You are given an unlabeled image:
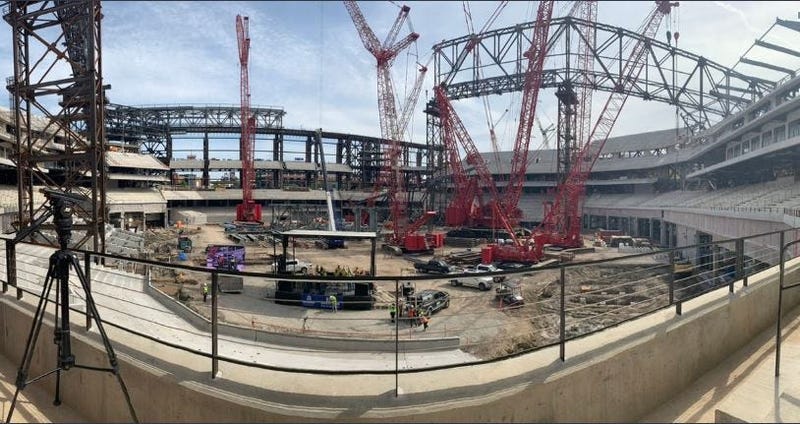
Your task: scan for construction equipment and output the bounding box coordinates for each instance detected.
[315,128,345,249]
[536,0,679,249]
[440,0,676,264]
[498,0,555,224]
[344,1,439,253]
[436,0,555,263]
[235,14,261,223]
[177,235,192,253]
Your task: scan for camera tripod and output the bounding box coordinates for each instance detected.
[6,192,138,422]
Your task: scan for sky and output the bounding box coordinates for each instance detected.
[1,1,799,156]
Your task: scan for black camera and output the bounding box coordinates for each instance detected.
[41,188,88,249]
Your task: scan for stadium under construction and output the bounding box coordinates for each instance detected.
[1,1,800,422]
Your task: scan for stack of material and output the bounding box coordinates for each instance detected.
[446,249,482,265]
[444,237,483,248]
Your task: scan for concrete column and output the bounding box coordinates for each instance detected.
[142,212,147,231]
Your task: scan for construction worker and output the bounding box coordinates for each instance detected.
[421,313,430,331]
[329,294,337,312]
[389,302,397,323]
[202,283,209,303]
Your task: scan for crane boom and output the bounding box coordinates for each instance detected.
[538,1,678,248]
[345,1,434,252]
[235,14,260,223]
[397,55,432,140]
[435,86,519,246]
[501,0,555,222]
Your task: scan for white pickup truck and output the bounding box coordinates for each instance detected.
[449,269,495,291]
[464,263,506,283]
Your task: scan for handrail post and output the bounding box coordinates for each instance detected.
[395,278,399,397]
[776,230,786,376]
[212,271,219,379]
[668,250,675,305]
[4,239,13,294]
[736,238,746,287]
[560,265,566,362]
[85,251,92,330]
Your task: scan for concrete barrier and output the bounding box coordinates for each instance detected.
[0,259,797,422]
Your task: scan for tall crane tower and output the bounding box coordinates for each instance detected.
[235,14,261,223]
[345,1,438,253]
[538,0,679,248]
[499,0,555,225]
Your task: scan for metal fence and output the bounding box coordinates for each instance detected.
[0,228,797,391]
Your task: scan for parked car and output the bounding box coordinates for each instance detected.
[464,263,506,282]
[449,274,495,291]
[500,293,524,308]
[407,289,450,316]
[496,261,534,270]
[413,259,456,274]
[496,280,524,308]
[270,258,313,274]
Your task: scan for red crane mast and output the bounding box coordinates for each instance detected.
[538,1,678,248]
[500,0,555,224]
[235,14,261,223]
[441,0,509,228]
[345,1,437,252]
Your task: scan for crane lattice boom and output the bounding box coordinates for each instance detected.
[501,0,555,223]
[345,1,435,251]
[235,14,261,223]
[538,0,678,248]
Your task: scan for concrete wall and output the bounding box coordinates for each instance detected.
[1,260,798,422]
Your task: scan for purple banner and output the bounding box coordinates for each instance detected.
[206,245,246,272]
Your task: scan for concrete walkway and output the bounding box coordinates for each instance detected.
[642,300,800,423]
[0,244,476,373]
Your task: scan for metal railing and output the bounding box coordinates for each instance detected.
[1,228,797,396]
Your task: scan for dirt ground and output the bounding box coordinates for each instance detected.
[148,224,668,359]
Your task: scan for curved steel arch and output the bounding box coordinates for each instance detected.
[433,16,776,131]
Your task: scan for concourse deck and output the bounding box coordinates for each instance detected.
[643,301,800,423]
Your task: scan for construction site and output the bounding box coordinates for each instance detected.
[1,0,800,422]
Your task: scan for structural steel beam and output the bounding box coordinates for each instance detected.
[754,39,800,58]
[776,18,800,34]
[5,0,107,251]
[740,57,796,78]
[105,104,439,192]
[433,16,776,131]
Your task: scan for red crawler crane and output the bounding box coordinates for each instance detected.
[441,0,510,228]
[440,1,677,264]
[440,0,553,233]
[537,0,679,249]
[499,0,555,225]
[345,1,438,253]
[235,14,261,223]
